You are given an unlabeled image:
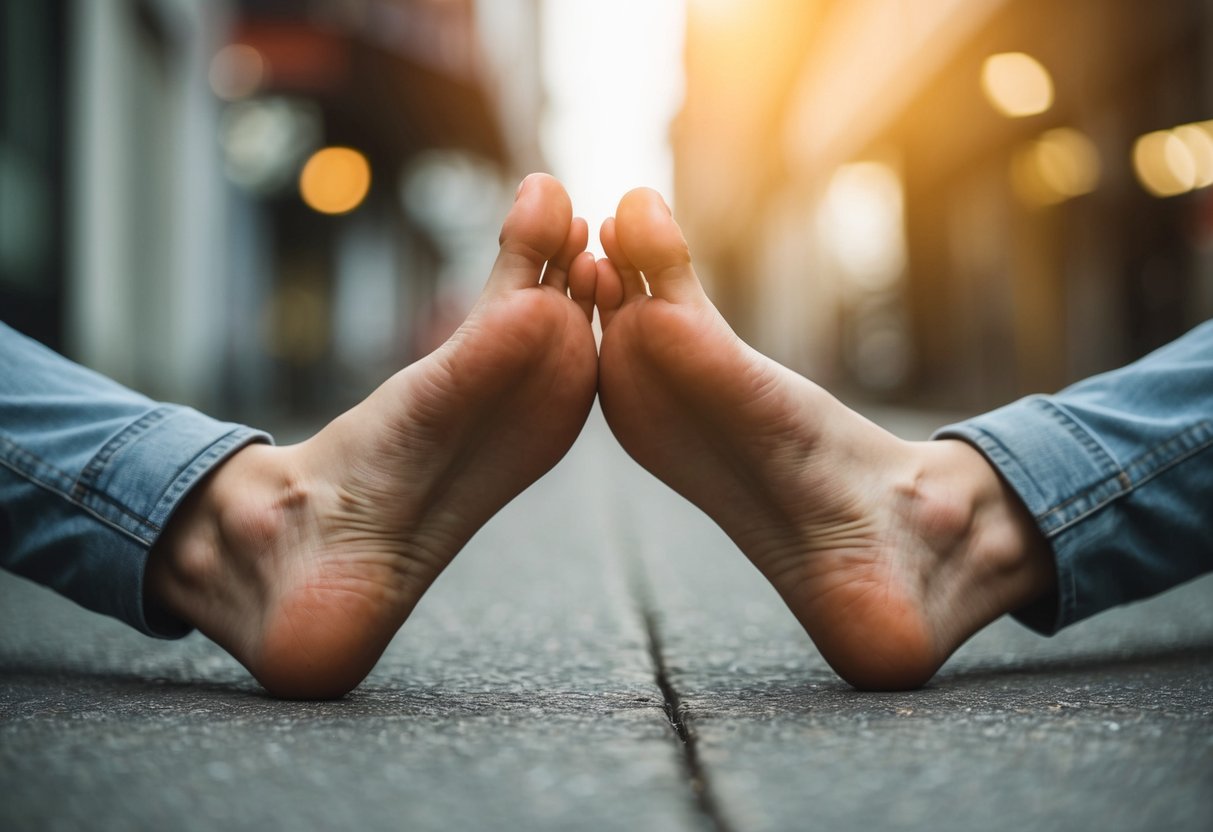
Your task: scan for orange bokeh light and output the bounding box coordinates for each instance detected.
[299,147,371,215]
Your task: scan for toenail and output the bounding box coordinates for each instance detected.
[515,175,533,201]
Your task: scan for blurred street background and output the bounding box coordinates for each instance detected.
[3,3,1213,831]
[4,0,1213,423]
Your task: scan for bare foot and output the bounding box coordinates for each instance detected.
[595,188,1056,690]
[146,174,600,698]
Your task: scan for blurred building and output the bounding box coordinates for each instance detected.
[676,0,1213,410]
[1,0,543,423]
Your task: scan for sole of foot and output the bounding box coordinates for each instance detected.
[595,188,1055,690]
[148,174,601,698]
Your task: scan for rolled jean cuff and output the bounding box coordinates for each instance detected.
[936,400,1111,635]
[102,411,272,637]
[935,394,1213,635]
[0,405,270,638]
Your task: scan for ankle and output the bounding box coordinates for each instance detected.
[145,443,303,633]
[914,440,1057,623]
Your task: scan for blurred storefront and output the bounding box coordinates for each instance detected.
[676,0,1213,410]
[1,0,542,423]
[7,0,1212,420]
[1,2,69,358]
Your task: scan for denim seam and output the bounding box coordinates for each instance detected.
[78,405,172,488]
[0,449,157,548]
[147,429,259,528]
[1,424,163,536]
[1035,398,1123,480]
[1121,419,1213,487]
[1045,419,1213,630]
[1045,419,1213,537]
[0,434,77,498]
[1048,400,1123,478]
[75,406,174,529]
[0,422,264,550]
[962,430,1048,515]
[1027,399,1125,533]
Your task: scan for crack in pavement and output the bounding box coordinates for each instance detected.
[641,606,737,832]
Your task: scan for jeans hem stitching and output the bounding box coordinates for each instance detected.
[1045,420,1213,538]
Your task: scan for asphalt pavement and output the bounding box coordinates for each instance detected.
[2,407,1211,831]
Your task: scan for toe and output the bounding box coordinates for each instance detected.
[594,258,625,329]
[600,218,648,299]
[568,251,598,322]
[490,173,573,291]
[613,188,705,304]
[541,217,589,293]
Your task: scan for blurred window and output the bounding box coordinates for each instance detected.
[0,0,66,348]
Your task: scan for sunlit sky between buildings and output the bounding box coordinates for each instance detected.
[539,0,685,255]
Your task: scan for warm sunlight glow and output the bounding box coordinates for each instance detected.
[819,161,906,291]
[299,147,372,215]
[981,52,1054,118]
[541,0,685,254]
[1133,130,1198,198]
[688,0,749,28]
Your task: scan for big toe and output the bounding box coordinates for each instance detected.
[613,188,704,303]
[492,173,574,289]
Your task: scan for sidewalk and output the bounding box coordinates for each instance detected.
[2,407,1211,831]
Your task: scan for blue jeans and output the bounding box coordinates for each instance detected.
[0,324,269,636]
[936,319,1213,633]
[2,320,1211,639]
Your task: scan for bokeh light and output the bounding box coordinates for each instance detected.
[818,161,906,292]
[981,52,1054,118]
[299,147,372,215]
[220,98,321,194]
[1011,127,1101,206]
[1133,129,1198,197]
[209,44,266,101]
[1172,122,1213,189]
